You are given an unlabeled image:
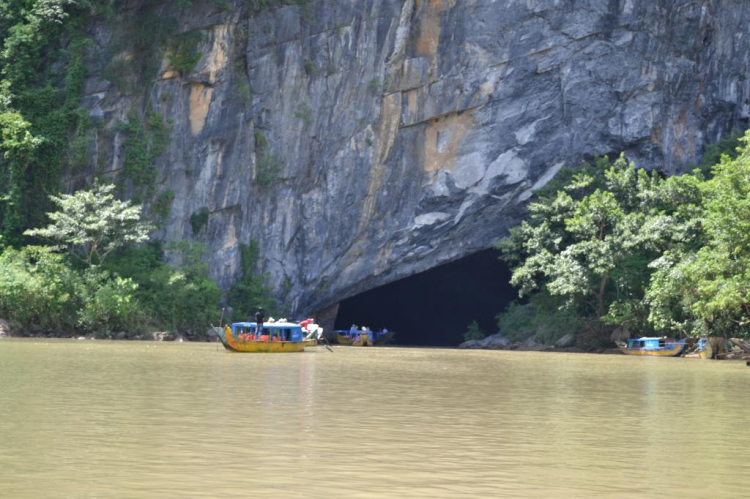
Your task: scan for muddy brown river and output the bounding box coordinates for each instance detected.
[1,339,748,498]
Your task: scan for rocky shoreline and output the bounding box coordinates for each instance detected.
[457,332,621,354]
[0,319,219,343]
[459,332,750,360]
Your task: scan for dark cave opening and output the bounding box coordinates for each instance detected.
[334,249,517,347]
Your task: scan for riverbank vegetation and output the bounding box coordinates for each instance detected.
[0,184,221,338]
[0,1,278,339]
[496,132,750,347]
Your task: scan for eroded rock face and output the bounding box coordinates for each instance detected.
[76,0,750,316]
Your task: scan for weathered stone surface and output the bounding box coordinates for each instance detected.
[0,319,10,338]
[483,333,511,349]
[611,326,631,344]
[459,333,510,349]
[74,0,750,318]
[151,331,181,341]
[458,339,482,349]
[555,334,575,348]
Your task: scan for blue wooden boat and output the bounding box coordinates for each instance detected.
[617,337,687,357]
[334,329,394,346]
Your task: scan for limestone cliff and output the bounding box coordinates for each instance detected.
[74,0,750,316]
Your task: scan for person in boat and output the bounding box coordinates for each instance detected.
[255,307,265,338]
[349,324,357,338]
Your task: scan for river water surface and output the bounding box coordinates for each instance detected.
[1,339,748,498]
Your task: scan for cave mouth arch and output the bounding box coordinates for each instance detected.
[334,249,516,347]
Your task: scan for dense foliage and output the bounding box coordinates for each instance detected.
[25,183,153,265]
[463,320,485,342]
[0,2,281,338]
[227,241,278,321]
[497,132,750,345]
[0,185,278,339]
[0,0,94,244]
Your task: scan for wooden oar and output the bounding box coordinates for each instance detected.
[319,335,333,352]
[210,323,220,351]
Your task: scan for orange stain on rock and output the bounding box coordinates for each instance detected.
[189,83,213,136]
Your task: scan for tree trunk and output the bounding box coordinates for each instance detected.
[597,272,609,327]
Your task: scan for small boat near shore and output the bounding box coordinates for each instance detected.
[618,337,687,357]
[335,329,394,346]
[217,322,307,353]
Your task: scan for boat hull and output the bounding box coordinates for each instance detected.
[373,331,394,345]
[352,335,373,347]
[337,331,391,346]
[302,339,318,347]
[618,340,686,357]
[219,326,306,353]
[336,333,353,345]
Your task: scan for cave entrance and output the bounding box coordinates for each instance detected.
[334,249,516,347]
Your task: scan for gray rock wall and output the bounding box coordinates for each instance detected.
[77,0,750,316]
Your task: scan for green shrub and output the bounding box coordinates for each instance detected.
[190,207,210,235]
[105,242,221,336]
[228,242,278,321]
[304,58,317,75]
[369,77,382,93]
[294,103,314,125]
[152,189,175,222]
[168,31,204,74]
[0,246,81,334]
[0,247,145,337]
[496,293,580,344]
[118,109,170,200]
[463,320,485,342]
[695,130,743,175]
[253,130,282,188]
[78,270,143,337]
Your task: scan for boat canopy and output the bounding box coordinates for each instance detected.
[626,337,671,350]
[231,322,304,342]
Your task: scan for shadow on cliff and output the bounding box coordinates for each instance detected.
[334,249,516,347]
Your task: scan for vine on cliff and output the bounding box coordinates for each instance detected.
[0,1,94,246]
[117,109,170,202]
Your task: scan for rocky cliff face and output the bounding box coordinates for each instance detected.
[76,0,750,316]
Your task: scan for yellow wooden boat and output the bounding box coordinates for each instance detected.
[218,322,306,353]
[352,334,373,346]
[618,337,687,357]
[336,332,354,345]
[336,331,373,346]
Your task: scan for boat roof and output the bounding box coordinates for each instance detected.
[232,321,301,329]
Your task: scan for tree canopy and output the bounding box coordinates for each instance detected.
[25,182,153,266]
[497,132,750,345]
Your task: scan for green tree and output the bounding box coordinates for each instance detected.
[464,320,485,342]
[77,269,143,336]
[0,245,82,332]
[228,241,278,320]
[104,241,222,336]
[25,183,153,266]
[0,1,93,244]
[647,134,750,338]
[496,155,672,344]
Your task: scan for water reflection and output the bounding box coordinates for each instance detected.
[0,340,748,498]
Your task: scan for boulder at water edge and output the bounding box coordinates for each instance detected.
[0,319,10,337]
